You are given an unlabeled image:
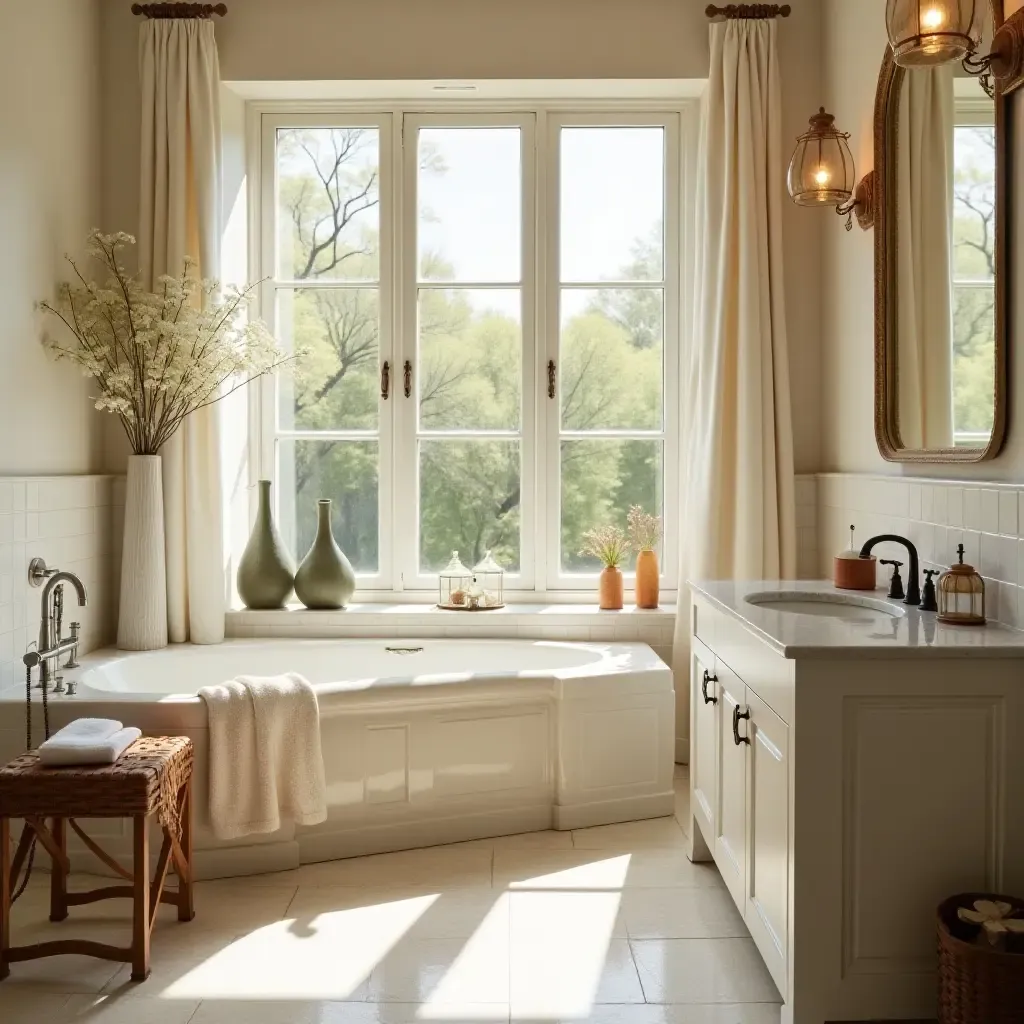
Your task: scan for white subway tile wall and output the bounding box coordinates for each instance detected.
[0,476,123,689]
[816,473,1024,630]
[795,474,818,579]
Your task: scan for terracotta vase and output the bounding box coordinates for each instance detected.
[599,566,624,611]
[635,549,660,609]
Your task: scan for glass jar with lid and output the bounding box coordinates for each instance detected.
[438,551,474,610]
[937,544,986,626]
[471,550,505,610]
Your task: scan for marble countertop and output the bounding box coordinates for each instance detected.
[689,579,1024,659]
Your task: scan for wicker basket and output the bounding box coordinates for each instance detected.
[937,893,1024,1024]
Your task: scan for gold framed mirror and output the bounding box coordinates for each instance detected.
[874,0,1008,463]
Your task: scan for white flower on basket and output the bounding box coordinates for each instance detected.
[957,899,1024,946]
[39,231,287,455]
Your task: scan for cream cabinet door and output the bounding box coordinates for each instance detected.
[745,687,789,998]
[691,640,718,842]
[714,662,747,909]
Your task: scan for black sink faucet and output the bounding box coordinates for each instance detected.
[859,535,921,606]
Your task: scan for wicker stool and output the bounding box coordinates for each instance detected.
[0,736,194,983]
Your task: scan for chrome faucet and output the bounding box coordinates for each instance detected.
[859,535,921,607]
[28,558,87,688]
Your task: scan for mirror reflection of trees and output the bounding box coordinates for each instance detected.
[952,125,996,444]
[275,127,662,575]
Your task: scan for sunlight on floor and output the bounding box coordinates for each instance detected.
[0,769,782,1024]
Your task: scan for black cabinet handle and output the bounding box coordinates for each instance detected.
[381,360,390,400]
[701,670,718,705]
[732,704,751,746]
[547,360,556,399]
[403,360,413,398]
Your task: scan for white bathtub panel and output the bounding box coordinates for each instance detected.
[431,710,550,799]
[364,724,410,805]
[581,707,662,791]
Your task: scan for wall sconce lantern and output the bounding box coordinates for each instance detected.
[885,0,1024,98]
[787,108,874,232]
[886,0,979,68]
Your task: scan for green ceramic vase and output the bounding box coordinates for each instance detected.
[236,480,295,610]
[294,499,356,610]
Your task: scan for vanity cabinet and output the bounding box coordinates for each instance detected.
[714,662,749,909]
[744,688,789,990]
[689,640,717,843]
[690,634,790,995]
[688,584,1024,1024]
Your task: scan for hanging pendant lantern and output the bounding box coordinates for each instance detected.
[886,0,979,68]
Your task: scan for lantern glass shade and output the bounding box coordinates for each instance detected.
[886,0,979,67]
[787,109,856,208]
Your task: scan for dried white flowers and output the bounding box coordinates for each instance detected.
[39,231,285,455]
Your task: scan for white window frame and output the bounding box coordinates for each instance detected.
[543,112,681,592]
[398,112,538,591]
[951,92,996,449]
[249,97,693,601]
[257,111,395,591]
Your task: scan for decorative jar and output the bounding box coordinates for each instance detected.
[438,551,474,610]
[937,544,986,625]
[471,550,505,610]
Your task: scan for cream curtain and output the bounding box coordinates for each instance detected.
[896,66,955,450]
[139,19,225,644]
[672,18,796,758]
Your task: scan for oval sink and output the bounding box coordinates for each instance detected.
[744,590,906,623]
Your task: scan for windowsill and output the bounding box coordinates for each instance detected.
[226,601,678,640]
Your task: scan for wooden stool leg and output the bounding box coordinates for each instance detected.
[178,777,194,922]
[1,817,10,981]
[131,815,150,982]
[49,817,68,922]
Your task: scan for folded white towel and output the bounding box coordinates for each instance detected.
[39,726,142,767]
[199,673,327,840]
[50,718,123,742]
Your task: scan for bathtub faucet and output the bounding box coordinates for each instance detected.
[29,558,87,689]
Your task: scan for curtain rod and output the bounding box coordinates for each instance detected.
[705,4,792,18]
[131,3,227,17]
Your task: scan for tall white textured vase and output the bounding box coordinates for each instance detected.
[118,455,169,650]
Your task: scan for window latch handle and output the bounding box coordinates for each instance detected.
[381,360,390,400]
[404,360,413,398]
[547,360,556,400]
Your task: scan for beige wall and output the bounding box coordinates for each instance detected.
[821,0,1024,480]
[99,0,825,474]
[0,0,105,475]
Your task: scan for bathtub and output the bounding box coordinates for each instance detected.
[0,639,675,879]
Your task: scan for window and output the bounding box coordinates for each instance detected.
[257,105,683,597]
[951,98,996,447]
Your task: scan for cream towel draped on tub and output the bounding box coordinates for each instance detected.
[199,674,327,840]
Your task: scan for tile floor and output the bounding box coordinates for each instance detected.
[0,768,782,1023]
